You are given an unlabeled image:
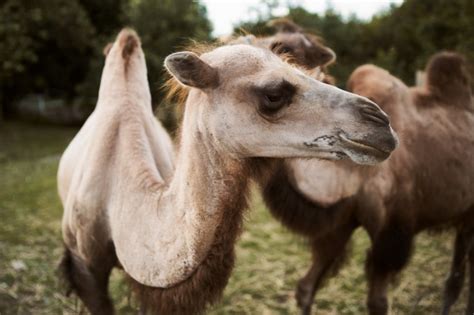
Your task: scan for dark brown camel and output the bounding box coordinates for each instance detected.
[258,52,474,315]
[231,20,474,314]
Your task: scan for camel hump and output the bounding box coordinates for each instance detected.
[347,64,407,109]
[96,28,150,109]
[425,51,471,98]
[103,28,141,61]
[116,28,140,60]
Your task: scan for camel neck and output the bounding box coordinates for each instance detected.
[170,108,247,220]
[110,91,251,288]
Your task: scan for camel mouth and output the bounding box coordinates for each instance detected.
[339,133,391,164]
[303,132,391,164]
[340,133,391,154]
[303,137,348,161]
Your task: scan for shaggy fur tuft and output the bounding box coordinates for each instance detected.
[261,161,355,238]
[162,41,220,108]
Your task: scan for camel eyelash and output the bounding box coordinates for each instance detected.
[252,80,297,115]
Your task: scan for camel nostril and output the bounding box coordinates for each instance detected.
[380,131,398,153]
[357,100,390,126]
[362,110,390,126]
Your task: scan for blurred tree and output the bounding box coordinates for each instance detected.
[2,0,471,123]
[80,0,130,37]
[369,0,474,84]
[0,0,95,118]
[234,0,474,87]
[74,0,130,110]
[0,0,211,125]
[129,0,212,130]
[234,6,373,87]
[235,0,287,35]
[287,7,373,86]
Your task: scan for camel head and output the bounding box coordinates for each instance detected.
[227,18,336,70]
[267,18,336,69]
[165,44,397,165]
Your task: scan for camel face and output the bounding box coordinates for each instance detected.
[165,44,397,164]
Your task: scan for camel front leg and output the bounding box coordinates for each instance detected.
[365,222,413,315]
[296,224,355,315]
[366,271,391,315]
[465,232,474,315]
[59,249,115,315]
[442,229,471,315]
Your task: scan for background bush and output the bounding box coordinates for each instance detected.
[237,0,474,88]
[0,0,211,126]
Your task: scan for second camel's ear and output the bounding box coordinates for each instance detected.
[164,52,219,89]
[318,46,336,66]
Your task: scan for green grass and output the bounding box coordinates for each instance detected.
[0,121,467,314]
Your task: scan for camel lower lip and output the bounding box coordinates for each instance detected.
[339,134,390,157]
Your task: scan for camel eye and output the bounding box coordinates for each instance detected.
[271,42,293,55]
[277,46,292,54]
[261,93,286,113]
[266,94,283,103]
[254,80,297,116]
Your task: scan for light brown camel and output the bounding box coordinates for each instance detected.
[259,52,474,315]
[57,29,397,314]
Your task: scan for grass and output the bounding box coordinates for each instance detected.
[0,121,467,314]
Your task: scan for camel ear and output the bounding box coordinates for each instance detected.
[320,47,336,66]
[103,43,113,56]
[303,34,337,67]
[165,52,219,89]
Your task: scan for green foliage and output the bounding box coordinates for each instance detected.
[0,0,212,123]
[130,0,211,78]
[2,0,472,123]
[128,0,212,130]
[0,0,96,109]
[288,8,374,86]
[73,0,130,106]
[368,0,474,84]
